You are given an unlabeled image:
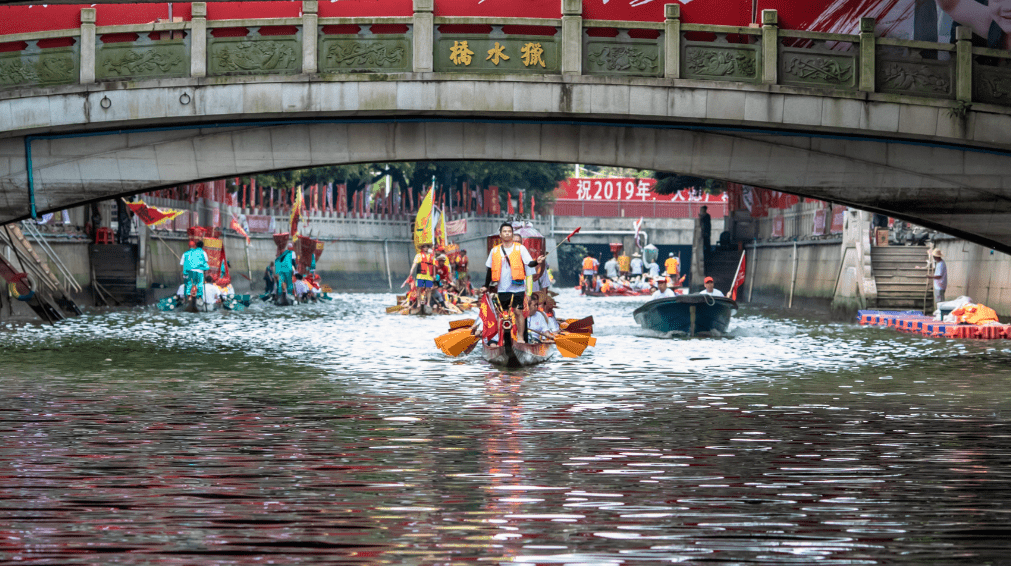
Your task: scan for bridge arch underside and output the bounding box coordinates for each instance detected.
[2,81,1011,252]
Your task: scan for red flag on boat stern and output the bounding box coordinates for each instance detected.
[730,251,746,301]
[479,294,500,342]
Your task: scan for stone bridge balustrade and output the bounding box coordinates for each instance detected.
[3,0,1010,108]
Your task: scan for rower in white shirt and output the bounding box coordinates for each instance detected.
[699,276,725,297]
[651,277,676,299]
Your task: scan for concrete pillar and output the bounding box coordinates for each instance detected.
[859,17,875,93]
[955,25,972,102]
[561,0,582,76]
[191,2,207,78]
[80,8,96,84]
[413,0,434,73]
[302,1,318,74]
[761,9,777,85]
[664,4,680,79]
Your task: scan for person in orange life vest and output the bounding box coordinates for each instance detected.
[480,223,545,343]
[664,252,680,280]
[581,252,600,293]
[435,253,452,286]
[455,249,469,283]
[404,242,436,307]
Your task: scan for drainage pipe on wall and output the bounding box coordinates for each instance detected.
[748,239,757,303]
[383,239,392,290]
[788,241,798,309]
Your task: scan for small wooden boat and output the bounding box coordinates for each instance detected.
[632,294,737,336]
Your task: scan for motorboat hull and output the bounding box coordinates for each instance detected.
[632,294,737,336]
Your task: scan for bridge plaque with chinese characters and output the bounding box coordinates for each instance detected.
[434,36,559,74]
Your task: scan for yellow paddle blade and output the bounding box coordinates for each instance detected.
[552,332,597,358]
[449,318,475,330]
[386,305,405,314]
[554,336,586,357]
[435,329,479,357]
[397,295,407,302]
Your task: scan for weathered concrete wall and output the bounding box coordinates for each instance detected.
[745,241,842,311]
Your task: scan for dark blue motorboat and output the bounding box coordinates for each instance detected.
[632,294,738,336]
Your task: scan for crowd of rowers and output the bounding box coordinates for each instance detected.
[262,242,324,304]
[403,223,559,344]
[400,244,476,314]
[580,250,725,299]
[176,238,237,307]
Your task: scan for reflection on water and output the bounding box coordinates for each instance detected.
[2,290,1010,564]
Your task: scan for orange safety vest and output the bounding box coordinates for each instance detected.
[952,304,999,325]
[491,245,525,283]
[665,257,679,274]
[417,252,435,280]
[582,257,596,271]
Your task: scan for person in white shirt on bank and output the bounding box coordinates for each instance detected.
[651,277,676,299]
[604,254,619,280]
[699,276,724,297]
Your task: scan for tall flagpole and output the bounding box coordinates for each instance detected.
[727,248,746,297]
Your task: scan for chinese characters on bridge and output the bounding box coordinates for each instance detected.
[451,41,547,68]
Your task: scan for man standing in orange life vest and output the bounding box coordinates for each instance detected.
[581,252,600,293]
[405,242,436,310]
[480,223,545,343]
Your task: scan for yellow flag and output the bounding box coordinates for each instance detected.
[289,186,304,240]
[436,208,447,249]
[414,189,435,250]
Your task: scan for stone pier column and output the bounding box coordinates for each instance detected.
[955,25,972,102]
[664,4,680,79]
[302,1,318,74]
[761,10,778,85]
[191,3,207,78]
[859,17,875,92]
[413,0,434,73]
[561,0,582,76]
[80,8,96,84]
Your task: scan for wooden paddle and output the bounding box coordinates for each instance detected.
[449,318,475,330]
[386,305,405,314]
[554,332,597,357]
[435,328,479,357]
[561,316,594,334]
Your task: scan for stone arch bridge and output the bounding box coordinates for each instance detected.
[2,2,1011,251]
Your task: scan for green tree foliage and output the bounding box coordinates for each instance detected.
[556,243,589,287]
[651,171,725,195]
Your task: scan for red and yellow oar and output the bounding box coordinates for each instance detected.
[435,328,480,357]
[554,332,597,358]
[448,318,475,330]
[560,316,594,334]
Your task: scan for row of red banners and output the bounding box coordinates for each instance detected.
[554,178,728,203]
[150,180,517,220]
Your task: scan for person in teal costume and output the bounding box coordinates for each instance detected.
[182,240,209,298]
[274,242,296,296]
